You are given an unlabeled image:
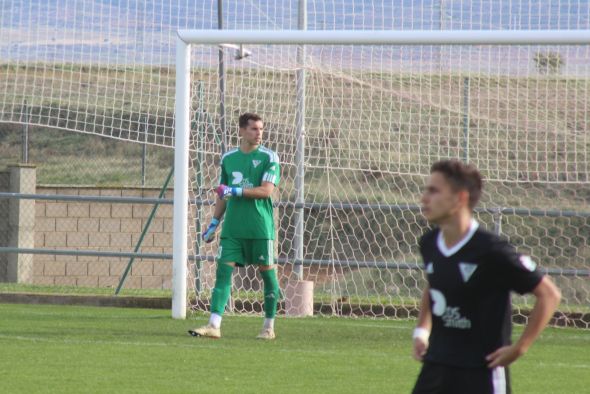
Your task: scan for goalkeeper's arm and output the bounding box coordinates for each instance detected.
[202,196,226,243]
[217,181,275,200]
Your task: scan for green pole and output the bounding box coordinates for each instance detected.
[115,166,174,295]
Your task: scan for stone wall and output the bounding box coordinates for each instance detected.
[32,186,174,289]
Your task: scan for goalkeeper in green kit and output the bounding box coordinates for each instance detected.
[189,113,281,340]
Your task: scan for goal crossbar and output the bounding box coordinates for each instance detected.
[178,29,590,45]
[172,29,590,319]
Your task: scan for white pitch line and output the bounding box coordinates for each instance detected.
[0,334,409,359]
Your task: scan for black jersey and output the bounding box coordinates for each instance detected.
[419,220,543,368]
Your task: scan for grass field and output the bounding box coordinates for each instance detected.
[0,303,588,394]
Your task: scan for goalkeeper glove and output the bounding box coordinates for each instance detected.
[216,184,243,200]
[202,217,220,243]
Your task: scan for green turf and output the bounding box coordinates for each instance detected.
[0,304,587,394]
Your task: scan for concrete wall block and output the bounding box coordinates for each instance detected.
[110,233,132,248]
[98,255,122,263]
[34,253,55,263]
[122,189,143,197]
[157,204,173,218]
[66,232,89,247]
[132,233,153,247]
[146,218,164,233]
[35,201,46,217]
[67,203,90,218]
[99,218,120,232]
[77,255,99,263]
[57,254,77,263]
[163,218,173,233]
[56,188,79,196]
[109,261,127,276]
[88,233,109,247]
[33,261,44,276]
[77,188,99,196]
[45,232,67,247]
[34,232,45,247]
[99,189,122,197]
[121,218,142,233]
[76,276,99,287]
[56,218,78,232]
[131,261,153,276]
[142,276,163,289]
[45,203,68,218]
[153,261,172,276]
[98,276,119,288]
[33,276,55,285]
[153,233,171,248]
[44,261,66,276]
[54,276,77,286]
[132,204,150,219]
[66,261,88,276]
[90,204,111,218]
[123,276,142,289]
[88,261,109,276]
[111,204,132,218]
[141,246,165,254]
[35,217,55,232]
[78,218,99,232]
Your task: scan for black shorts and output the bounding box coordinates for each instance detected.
[412,361,511,394]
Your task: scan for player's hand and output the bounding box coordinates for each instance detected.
[216,184,243,200]
[202,218,220,243]
[413,337,428,362]
[486,344,524,368]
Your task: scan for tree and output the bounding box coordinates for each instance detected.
[533,52,564,75]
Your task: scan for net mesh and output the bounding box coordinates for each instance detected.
[186,42,590,326]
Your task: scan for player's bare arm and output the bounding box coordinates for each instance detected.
[413,285,432,361]
[241,181,275,199]
[486,276,561,368]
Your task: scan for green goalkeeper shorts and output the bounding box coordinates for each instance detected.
[217,238,275,266]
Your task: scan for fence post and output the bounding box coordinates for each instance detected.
[6,164,36,283]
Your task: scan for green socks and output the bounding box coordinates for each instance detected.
[210,263,234,315]
[260,268,280,319]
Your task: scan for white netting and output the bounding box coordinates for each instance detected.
[185,41,589,326]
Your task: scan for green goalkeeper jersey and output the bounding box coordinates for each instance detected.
[219,146,280,240]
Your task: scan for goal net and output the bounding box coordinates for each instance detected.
[176,30,590,327]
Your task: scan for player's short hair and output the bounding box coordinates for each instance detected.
[239,113,263,128]
[431,159,483,209]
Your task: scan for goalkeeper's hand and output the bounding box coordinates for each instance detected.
[202,218,220,243]
[216,184,243,200]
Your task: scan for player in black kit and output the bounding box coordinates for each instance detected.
[411,159,561,394]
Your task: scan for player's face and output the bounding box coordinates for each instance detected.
[420,171,461,225]
[240,119,264,147]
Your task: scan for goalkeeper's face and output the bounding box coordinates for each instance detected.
[421,172,466,225]
[240,119,264,147]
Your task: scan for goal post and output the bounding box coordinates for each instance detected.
[173,29,590,323]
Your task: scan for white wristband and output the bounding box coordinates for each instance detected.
[413,327,430,341]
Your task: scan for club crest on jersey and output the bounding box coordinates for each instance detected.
[520,255,537,272]
[425,262,434,274]
[458,262,477,282]
[252,160,261,168]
